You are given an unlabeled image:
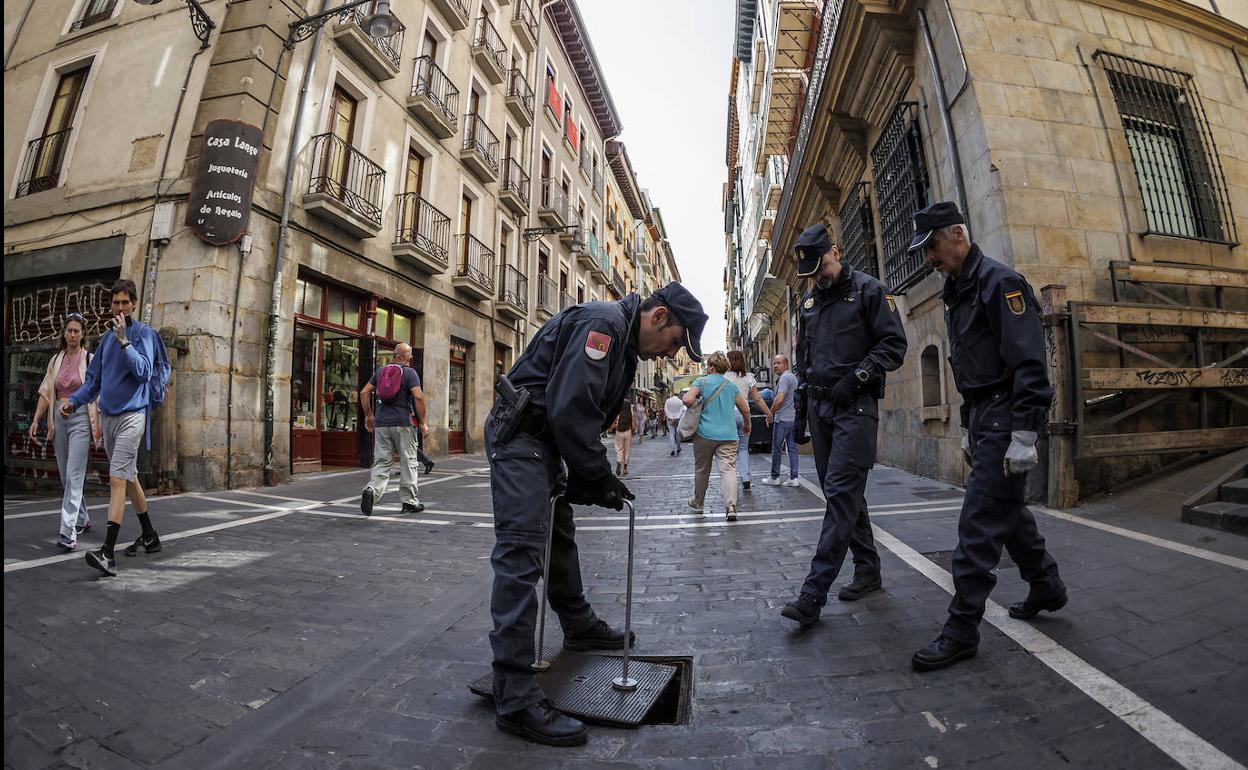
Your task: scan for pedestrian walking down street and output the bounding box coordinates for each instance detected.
[781,223,907,627]
[908,203,1067,672]
[360,343,428,516]
[63,279,170,578]
[664,392,685,456]
[634,400,647,443]
[486,282,707,746]
[683,352,752,521]
[725,350,772,492]
[647,405,660,438]
[613,399,634,476]
[413,419,435,475]
[762,355,801,487]
[30,313,101,550]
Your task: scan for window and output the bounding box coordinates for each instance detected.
[871,101,930,293]
[17,66,88,197]
[70,0,117,31]
[295,276,361,332]
[921,344,941,407]
[1096,51,1237,245]
[294,278,324,317]
[839,181,878,278]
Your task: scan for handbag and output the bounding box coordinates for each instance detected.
[677,378,731,442]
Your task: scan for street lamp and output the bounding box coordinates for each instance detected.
[285,0,395,49]
[132,0,216,49]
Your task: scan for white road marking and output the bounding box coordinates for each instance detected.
[3,489,195,520]
[232,491,319,505]
[1036,506,1248,572]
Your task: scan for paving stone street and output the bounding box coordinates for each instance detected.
[5,436,1248,769]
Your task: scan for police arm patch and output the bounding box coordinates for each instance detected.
[1005,290,1026,316]
[885,294,897,313]
[585,330,611,360]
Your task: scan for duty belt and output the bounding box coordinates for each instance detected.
[807,384,838,402]
[516,409,552,441]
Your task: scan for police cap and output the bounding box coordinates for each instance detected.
[907,201,965,253]
[650,282,708,362]
[794,223,831,277]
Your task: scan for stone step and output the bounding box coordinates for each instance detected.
[1219,477,1248,504]
[1183,501,1248,536]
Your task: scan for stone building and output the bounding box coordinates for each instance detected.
[730,0,1247,501]
[4,0,682,491]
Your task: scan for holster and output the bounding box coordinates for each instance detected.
[492,374,531,445]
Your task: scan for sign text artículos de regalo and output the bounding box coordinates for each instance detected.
[186,119,262,246]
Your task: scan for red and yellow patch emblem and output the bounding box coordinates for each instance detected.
[885,294,897,313]
[585,330,612,361]
[1005,290,1026,316]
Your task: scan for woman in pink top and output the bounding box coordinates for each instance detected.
[30,314,101,550]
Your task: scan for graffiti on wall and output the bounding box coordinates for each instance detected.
[8,280,114,344]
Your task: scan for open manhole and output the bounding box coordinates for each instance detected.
[469,651,693,727]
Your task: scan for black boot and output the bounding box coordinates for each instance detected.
[1008,589,1068,619]
[837,573,882,601]
[780,593,821,626]
[360,488,375,516]
[496,699,587,746]
[562,619,636,651]
[912,636,978,672]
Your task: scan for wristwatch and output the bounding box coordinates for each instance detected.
[854,368,871,383]
[121,341,131,349]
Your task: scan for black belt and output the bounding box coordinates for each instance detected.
[964,387,1005,405]
[807,384,837,402]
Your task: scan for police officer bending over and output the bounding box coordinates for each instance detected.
[487,283,707,746]
[781,223,907,627]
[909,202,1067,672]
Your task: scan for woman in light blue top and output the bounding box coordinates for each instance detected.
[682,352,752,521]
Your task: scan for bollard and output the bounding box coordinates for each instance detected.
[530,493,560,672]
[612,499,638,692]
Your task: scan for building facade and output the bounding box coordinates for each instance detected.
[732,0,1248,501]
[4,0,682,491]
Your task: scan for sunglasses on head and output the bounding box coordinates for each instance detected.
[64,313,86,322]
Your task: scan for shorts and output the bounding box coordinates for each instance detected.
[102,410,145,482]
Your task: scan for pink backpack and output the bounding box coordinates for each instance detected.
[376,364,404,403]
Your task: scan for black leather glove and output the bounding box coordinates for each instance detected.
[830,372,860,405]
[566,473,634,510]
[793,384,810,445]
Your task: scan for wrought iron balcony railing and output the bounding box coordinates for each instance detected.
[411,56,459,126]
[506,68,535,113]
[512,0,538,43]
[537,273,559,315]
[395,192,451,264]
[338,4,404,68]
[16,128,73,197]
[540,177,569,216]
[593,166,604,199]
[71,0,116,31]
[498,264,529,311]
[471,17,506,74]
[457,233,496,291]
[502,159,530,205]
[307,132,385,225]
[462,112,500,175]
[560,291,575,311]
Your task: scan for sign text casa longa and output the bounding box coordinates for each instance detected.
[186,120,262,246]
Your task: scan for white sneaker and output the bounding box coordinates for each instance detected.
[726,505,737,522]
[687,498,704,513]
[782,477,802,488]
[761,477,782,486]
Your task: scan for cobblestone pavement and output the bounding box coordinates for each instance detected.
[5,437,1248,769]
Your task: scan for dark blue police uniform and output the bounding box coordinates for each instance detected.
[485,295,640,715]
[940,243,1065,644]
[793,263,907,606]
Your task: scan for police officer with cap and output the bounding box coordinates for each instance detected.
[909,202,1067,672]
[780,223,907,627]
[486,282,707,745]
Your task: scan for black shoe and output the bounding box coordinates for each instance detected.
[837,573,882,601]
[361,488,375,516]
[1008,590,1068,620]
[85,548,117,577]
[401,503,425,514]
[562,619,636,651]
[124,533,162,557]
[423,461,435,474]
[743,480,751,491]
[75,522,92,535]
[496,699,587,746]
[781,593,821,626]
[670,450,675,456]
[912,636,978,671]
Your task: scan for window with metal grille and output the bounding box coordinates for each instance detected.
[871,102,930,293]
[1095,51,1237,246]
[839,181,878,278]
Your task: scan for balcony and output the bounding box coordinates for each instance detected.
[578,143,591,182]
[544,79,562,130]
[589,234,610,282]
[407,56,458,139]
[610,269,627,298]
[563,119,579,158]
[592,166,604,203]
[428,0,468,31]
[453,234,496,300]
[459,113,500,182]
[575,229,596,270]
[559,208,582,242]
[303,133,384,238]
[471,17,506,84]
[15,128,73,197]
[505,68,534,127]
[496,264,528,320]
[70,0,116,32]
[560,291,575,311]
[392,193,451,274]
[538,178,568,227]
[499,159,530,217]
[331,5,403,81]
[534,274,557,320]
[512,1,537,52]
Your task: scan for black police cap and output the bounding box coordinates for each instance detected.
[907,201,966,252]
[650,282,708,362]
[794,223,830,277]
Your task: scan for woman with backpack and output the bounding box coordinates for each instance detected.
[30,313,101,551]
[682,351,752,521]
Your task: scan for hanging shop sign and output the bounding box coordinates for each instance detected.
[185,119,262,246]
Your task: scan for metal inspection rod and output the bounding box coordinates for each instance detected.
[531,493,560,672]
[613,499,638,692]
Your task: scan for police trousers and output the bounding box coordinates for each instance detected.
[801,394,882,604]
[943,393,1064,644]
[485,415,599,715]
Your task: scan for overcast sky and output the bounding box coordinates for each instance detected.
[577,0,734,350]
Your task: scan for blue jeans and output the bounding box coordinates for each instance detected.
[734,411,749,483]
[771,420,798,480]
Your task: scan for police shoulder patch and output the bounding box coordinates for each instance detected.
[1005,290,1026,317]
[585,330,611,360]
[803,297,815,310]
[885,294,897,313]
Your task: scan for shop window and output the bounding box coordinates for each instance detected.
[295,278,324,318]
[391,311,412,343]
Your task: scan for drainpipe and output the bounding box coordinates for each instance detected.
[262,0,330,485]
[918,8,968,218]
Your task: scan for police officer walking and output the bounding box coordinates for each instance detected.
[781,223,907,627]
[909,202,1067,672]
[486,283,707,746]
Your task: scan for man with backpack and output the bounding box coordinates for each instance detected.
[62,278,171,577]
[359,343,427,516]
